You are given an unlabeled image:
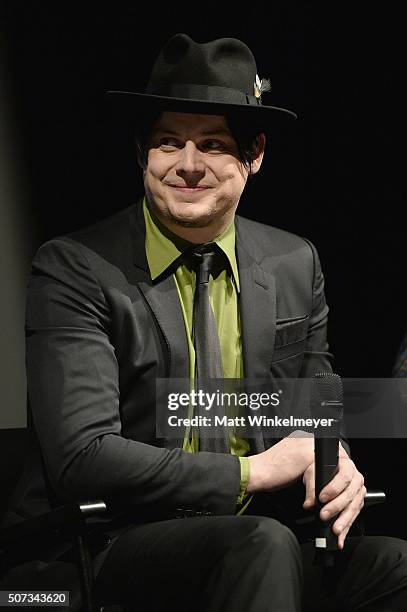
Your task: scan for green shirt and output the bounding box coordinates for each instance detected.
[143,197,252,513]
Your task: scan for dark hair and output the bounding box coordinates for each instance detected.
[226,111,265,177]
[135,109,264,176]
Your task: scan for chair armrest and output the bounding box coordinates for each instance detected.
[364,490,386,507]
[0,501,107,612]
[0,500,106,548]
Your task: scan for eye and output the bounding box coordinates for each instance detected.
[202,139,225,151]
[158,137,181,150]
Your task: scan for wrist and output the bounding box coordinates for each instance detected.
[246,455,263,494]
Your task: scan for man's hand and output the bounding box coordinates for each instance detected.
[302,442,366,549]
[247,435,366,550]
[246,430,316,494]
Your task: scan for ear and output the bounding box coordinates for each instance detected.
[136,140,147,171]
[249,133,266,175]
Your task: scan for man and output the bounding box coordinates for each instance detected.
[4,33,407,611]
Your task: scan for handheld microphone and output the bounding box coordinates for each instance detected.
[312,372,344,567]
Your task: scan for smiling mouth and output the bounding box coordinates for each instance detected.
[167,184,211,192]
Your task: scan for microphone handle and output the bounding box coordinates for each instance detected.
[314,436,339,566]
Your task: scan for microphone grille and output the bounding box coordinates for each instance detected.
[312,372,343,418]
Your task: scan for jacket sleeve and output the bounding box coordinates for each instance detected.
[25,237,241,516]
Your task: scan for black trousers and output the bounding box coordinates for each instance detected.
[93,515,407,612]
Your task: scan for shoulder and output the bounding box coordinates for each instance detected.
[235,213,319,268]
[32,203,139,270]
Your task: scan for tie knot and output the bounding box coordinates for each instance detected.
[188,243,225,284]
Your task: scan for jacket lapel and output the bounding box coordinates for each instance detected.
[138,274,190,380]
[130,201,189,380]
[235,216,277,380]
[130,202,189,449]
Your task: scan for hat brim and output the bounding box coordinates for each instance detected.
[105,90,297,130]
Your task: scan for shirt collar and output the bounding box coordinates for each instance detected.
[143,196,240,292]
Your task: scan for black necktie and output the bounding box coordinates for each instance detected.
[191,244,224,380]
[188,243,229,453]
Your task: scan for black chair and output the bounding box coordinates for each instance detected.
[0,499,107,612]
[0,429,114,612]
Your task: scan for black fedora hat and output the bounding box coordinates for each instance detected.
[106,33,297,128]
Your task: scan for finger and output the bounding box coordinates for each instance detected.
[338,524,351,549]
[319,457,359,504]
[320,479,365,522]
[323,485,366,542]
[339,441,350,458]
[303,463,316,508]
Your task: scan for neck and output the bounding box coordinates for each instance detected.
[158,222,230,244]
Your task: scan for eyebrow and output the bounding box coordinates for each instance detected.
[201,129,232,137]
[152,128,232,138]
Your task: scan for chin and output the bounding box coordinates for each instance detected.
[168,201,218,228]
[173,218,213,228]
[169,211,216,228]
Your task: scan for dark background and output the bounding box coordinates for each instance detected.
[1,4,406,535]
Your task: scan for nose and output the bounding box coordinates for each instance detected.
[175,140,205,180]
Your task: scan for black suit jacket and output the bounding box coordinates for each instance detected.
[4,200,334,532]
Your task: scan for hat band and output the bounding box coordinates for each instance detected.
[146,82,262,106]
